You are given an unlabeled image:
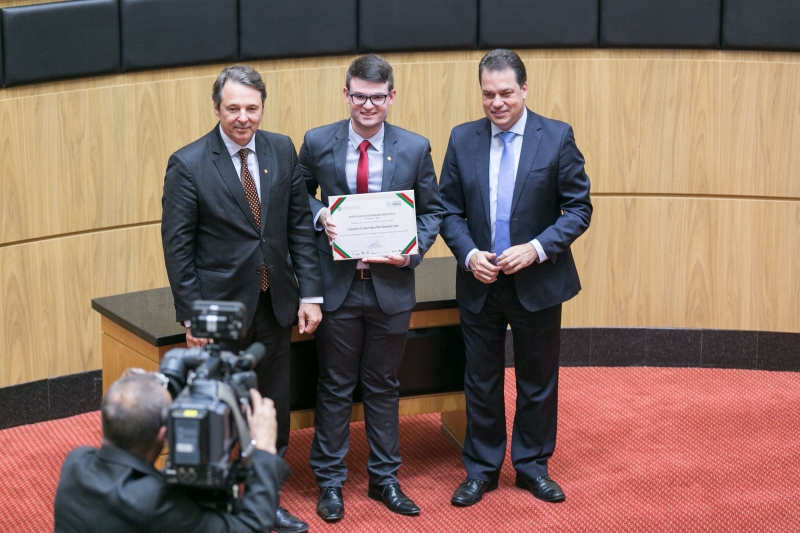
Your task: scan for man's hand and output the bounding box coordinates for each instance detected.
[185,327,211,348]
[361,255,407,266]
[496,243,538,274]
[297,303,322,334]
[318,207,338,245]
[246,389,278,455]
[468,251,501,284]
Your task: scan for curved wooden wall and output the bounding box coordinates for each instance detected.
[1,49,799,387]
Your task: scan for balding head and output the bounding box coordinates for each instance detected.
[101,374,171,456]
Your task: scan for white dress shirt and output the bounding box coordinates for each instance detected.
[465,111,547,269]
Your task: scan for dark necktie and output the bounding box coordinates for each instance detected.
[239,148,269,291]
[356,140,371,194]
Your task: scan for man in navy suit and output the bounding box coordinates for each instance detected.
[299,54,443,522]
[439,49,592,507]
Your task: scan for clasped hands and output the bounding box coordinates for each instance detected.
[468,243,539,284]
[319,207,406,266]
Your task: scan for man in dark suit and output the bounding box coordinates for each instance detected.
[54,373,288,533]
[439,49,592,507]
[299,54,443,522]
[161,65,322,533]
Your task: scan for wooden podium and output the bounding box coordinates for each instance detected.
[93,257,468,448]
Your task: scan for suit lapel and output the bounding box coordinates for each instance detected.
[472,120,492,230]
[211,127,260,233]
[255,131,272,231]
[381,124,398,191]
[511,110,543,216]
[331,121,351,194]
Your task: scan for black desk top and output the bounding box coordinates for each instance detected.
[92,256,458,347]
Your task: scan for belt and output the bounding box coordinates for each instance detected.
[354,269,372,280]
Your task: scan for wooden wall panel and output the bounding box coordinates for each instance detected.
[0,0,58,7]
[720,61,800,198]
[1,49,800,387]
[563,197,800,333]
[0,224,168,387]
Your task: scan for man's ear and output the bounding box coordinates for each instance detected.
[157,425,168,445]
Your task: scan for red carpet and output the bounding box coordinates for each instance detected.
[2,367,800,532]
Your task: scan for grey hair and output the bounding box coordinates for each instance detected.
[478,49,527,87]
[212,64,267,107]
[101,374,170,454]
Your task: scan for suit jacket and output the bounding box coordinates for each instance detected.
[54,445,289,533]
[439,109,592,314]
[162,126,323,329]
[299,120,443,315]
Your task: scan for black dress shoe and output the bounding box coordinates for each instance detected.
[450,478,498,507]
[367,483,420,515]
[273,506,309,533]
[515,474,566,503]
[316,486,344,522]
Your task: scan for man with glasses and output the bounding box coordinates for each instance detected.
[299,54,443,522]
[54,372,288,532]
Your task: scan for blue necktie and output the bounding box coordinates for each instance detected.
[495,131,516,258]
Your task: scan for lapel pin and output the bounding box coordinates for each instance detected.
[387,157,392,161]
[264,169,268,174]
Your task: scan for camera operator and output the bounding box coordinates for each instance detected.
[54,372,288,532]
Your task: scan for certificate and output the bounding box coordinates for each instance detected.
[328,190,418,260]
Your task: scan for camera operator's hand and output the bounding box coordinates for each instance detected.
[297,303,322,334]
[185,327,212,348]
[246,389,278,455]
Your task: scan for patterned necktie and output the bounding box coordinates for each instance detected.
[239,148,269,291]
[356,140,371,194]
[495,131,516,258]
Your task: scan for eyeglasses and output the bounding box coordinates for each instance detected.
[347,91,389,106]
[122,367,170,390]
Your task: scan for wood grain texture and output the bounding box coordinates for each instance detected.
[2,50,800,387]
[102,333,159,392]
[563,197,800,332]
[440,409,467,447]
[0,0,59,7]
[1,224,168,387]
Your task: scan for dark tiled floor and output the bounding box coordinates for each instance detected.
[758,332,800,372]
[646,329,701,367]
[591,328,647,366]
[48,370,102,420]
[702,330,758,369]
[560,328,592,366]
[0,379,50,430]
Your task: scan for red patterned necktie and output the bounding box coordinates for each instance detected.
[239,148,269,291]
[356,140,371,194]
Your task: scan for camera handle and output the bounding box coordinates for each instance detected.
[215,381,256,470]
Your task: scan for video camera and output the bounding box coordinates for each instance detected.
[158,301,264,510]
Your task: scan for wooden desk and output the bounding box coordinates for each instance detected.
[93,257,467,447]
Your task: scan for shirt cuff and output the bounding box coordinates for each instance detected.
[301,296,324,304]
[397,256,411,268]
[464,248,479,270]
[313,207,326,231]
[183,320,191,328]
[530,239,547,263]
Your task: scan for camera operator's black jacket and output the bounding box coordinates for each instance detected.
[54,444,289,533]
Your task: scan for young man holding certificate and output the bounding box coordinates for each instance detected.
[299,54,443,522]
